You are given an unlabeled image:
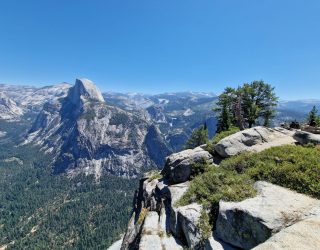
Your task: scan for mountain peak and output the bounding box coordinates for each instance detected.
[69,78,105,104]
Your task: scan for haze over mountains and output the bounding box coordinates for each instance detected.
[0,79,319,179]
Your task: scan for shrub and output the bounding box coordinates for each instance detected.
[176,166,256,228]
[190,158,211,179]
[198,208,212,241]
[220,145,320,199]
[148,171,162,182]
[177,144,320,231]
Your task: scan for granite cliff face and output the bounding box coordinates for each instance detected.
[25,79,171,179]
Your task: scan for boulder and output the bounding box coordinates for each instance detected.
[253,217,320,250]
[216,181,320,249]
[205,233,236,250]
[168,182,190,205]
[215,127,296,158]
[168,182,190,236]
[142,178,159,210]
[293,130,320,145]
[177,203,203,249]
[162,146,214,184]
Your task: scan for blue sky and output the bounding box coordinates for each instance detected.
[0,0,319,99]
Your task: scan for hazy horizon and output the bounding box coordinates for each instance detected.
[2,79,320,102]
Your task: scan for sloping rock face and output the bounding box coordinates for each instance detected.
[120,170,235,250]
[215,127,297,158]
[161,146,214,184]
[253,217,320,250]
[216,181,320,249]
[119,144,237,250]
[120,171,209,249]
[204,233,236,250]
[177,203,203,249]
[293,130,320,145]
[0,92,23,120]
[69,78,104,105]
[120,175,187,250]
[25,79,171,178]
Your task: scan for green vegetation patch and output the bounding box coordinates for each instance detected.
[176,166,256,230]
[177,144,320,234]
[148,171,162,182]
[221,145,320,199]
[0,142,138,249]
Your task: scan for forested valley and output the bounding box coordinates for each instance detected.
[0,116,137,249]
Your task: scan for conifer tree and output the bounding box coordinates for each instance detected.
[308,106,318,126]
[215,81,278,130]
[185,124,208,149]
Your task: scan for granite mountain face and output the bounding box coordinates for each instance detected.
[25,79,170,179]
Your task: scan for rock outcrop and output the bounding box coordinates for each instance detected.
[293,130,320,145]
[216,181,320,249]
[116,126,320,250]
[177,203,203,248]
[161,146,214,184]
[215,127,297,158]
[120,146,230,250]
[253,217,320,250]
[69,78,105,105]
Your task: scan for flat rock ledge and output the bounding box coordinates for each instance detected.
[216,181,320,249]
[293,130,320,145]
[215,126,297,158]
[253,216,320,250]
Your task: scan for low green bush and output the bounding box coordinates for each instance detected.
[177,144,320,233]
[148,171,162,182]
[221,145,320,199]
[176,166,256,231]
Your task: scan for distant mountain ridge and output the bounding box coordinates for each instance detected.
[2,80,319,178]
[0,83,71,117]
